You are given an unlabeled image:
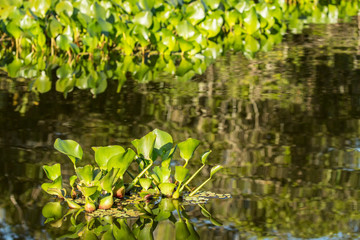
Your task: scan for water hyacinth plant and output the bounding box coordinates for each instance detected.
[41,129,224,212]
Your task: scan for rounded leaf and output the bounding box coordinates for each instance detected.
[42,202,63,220]
[133,11,153,28]
[43,163,61,181]
[54,138,83,164]
[93,145,125,170]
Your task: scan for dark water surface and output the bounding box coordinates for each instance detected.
[2,19,360,239]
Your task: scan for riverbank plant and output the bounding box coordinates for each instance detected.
[41,129,224,212]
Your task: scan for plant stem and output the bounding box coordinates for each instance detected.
[179,165,205,193]
[126,159,153,192]
[188,177,211,197]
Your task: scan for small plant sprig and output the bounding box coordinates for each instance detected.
[41,129,224,212]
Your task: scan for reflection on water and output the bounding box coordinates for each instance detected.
[2,18,360,239]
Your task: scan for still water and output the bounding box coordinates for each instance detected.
[2,18,360,239]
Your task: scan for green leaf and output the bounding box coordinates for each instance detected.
[153,129,173,152]
[6,58,22,78]
[177,138,200,163]
[41,176,63,195]
[113,219,136,240]
[199,12,223,38]
[139,178,152,190]
[43,163,61,181]
[132,132,156,160]
[6,21,22,39]
[55,1,73,16]
[32,71,51,93]
[244,35,260,53]
[30,0,51,18]
[42,202,63,220]
[138,0,155,10]
[133,11,153,29]
[210,165,223,178]
[158,183,176,197]
[175,166,189,183]
[94,2,106,20]
[203,0,220,11]
[178,38,193,53]
[80,185,98,198]
[54,138,83,165]
[152,166,171,183]
[243,7,260,35]
[201,150,212,165]
[75,165,94,186]
[70,175,77,187]
[49,18,63,38]
[101,168,118,193]
[107,148,136,177]
[93,145,125,170]
[56,34,71,51]
[56,63,72,79]
[186,1,205,25]
[176,20,196,40]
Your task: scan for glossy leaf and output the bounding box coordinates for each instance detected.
[177,138,200,162]
[201,150,212,165]
[54,138,83,165]
[158,182,176,197]
[42,202,63,220]
[243,7,260,35]
[176,20,196,40]
[55,1,73,16]
[93,145,125,170]
[153,129,173,152]
[186,1,205,25]
[43,163,61,181]
[132,132,156,160]
[139,178,152,190]
[75,165,94,186]
[41,176,63,194]
[175,166,189,183]
[133,11,153,28]
[210,165,223,178]
[107,148,136,177]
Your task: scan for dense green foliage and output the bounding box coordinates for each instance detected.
[0,1,358,100]
[42,129,224,212]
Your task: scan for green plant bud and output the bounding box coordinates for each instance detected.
[85,202,96,212]
[114,185,125,198]
[99,195,114,209]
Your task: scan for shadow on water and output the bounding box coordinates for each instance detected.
[2,16,360,240]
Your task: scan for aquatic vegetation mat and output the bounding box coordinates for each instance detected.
[41,129,229,213]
